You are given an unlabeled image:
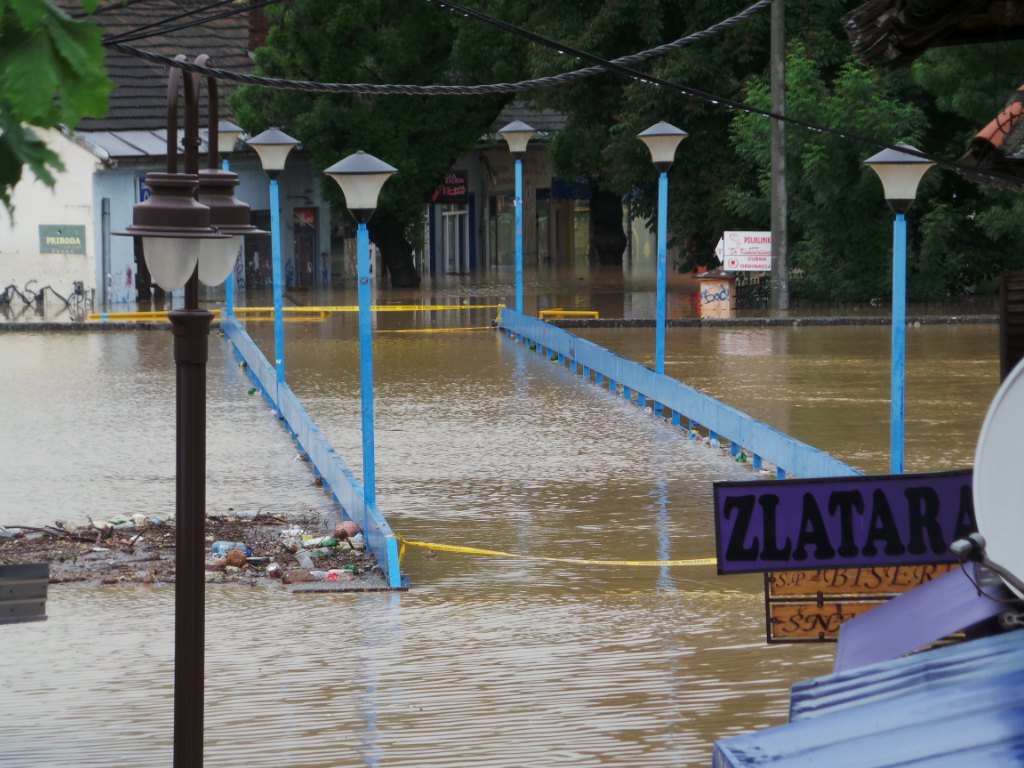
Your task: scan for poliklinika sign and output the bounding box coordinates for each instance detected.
[720,231,771,271]
[713,469,975,574]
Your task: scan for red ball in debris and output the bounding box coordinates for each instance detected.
[334,520,362,539]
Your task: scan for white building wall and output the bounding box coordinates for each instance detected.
[0,128,103,300]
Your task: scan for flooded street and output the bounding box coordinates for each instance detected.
[0,267,1000,767]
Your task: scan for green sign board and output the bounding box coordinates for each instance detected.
[39,225,86,255]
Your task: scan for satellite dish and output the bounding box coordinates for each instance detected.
[973,356,1024,599]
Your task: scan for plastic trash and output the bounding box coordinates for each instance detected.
[349,533,366,551]
[302,535,339,547]
[211,541,253,559]
[335,520,362,539]
[295,550,315,569]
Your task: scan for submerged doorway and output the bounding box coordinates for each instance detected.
[441,204,470,274]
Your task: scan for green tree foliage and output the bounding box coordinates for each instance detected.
[727,33,1024,302]
[523,0,857,270]
[0,0,111,214]
[912,41,1024,294]
[232,0,523,287]
[728,44,931,301]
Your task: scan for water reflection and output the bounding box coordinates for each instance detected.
[0,279,999,767]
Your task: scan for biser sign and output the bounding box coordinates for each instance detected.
[713,469,974,574]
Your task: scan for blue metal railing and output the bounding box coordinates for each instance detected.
[497,309,861,480]
[221,316,404,588]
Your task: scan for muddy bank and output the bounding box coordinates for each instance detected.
[0,510,390,591]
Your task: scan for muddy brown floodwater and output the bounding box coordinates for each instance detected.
[0,266,999,767]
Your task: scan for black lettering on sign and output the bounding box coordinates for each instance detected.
[759,494,792,560]
[905,486,945,555]
[793,494,835,561]
[954,485,977,541]
[723,494,758,561]
[862,490,905,557]
[828,490,864,557]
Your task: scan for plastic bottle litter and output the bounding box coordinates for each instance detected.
[349,533,366,551]
[302,535,339,547]
[211,541,253,559]
[295,550,315,569]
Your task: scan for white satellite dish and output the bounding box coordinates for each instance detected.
[973,355,1024,599]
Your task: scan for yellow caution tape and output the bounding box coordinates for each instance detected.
[376,326,495,334]
[88,304,503,322]
[395,535,717,568]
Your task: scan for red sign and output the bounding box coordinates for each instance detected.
[293,208,317,228]
[431,170,468,204]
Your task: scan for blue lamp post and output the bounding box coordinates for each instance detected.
[498,120,535,314]
[325,151,397,508]
[638,121,688,376]
[246,127,300,385]
[865,143,934,474]
[215,119,244,318]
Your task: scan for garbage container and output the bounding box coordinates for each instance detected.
[695,268,737,319]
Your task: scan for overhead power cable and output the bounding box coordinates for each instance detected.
[103,0,1021,188]
[101,0,278,46]
[425,0,1019,186]
[107,0,769,91]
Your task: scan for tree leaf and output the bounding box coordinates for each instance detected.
[0,34,61,124]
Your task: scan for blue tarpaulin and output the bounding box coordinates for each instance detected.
[712,628,1024,767]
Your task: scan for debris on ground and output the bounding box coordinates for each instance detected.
[0,509,388,590]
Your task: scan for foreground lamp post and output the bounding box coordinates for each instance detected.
[638,121,688,376]
[114,55,257,768]
[325,151,397,507]
[246,127,300,384]
[865,143,934,474]
[216,119,245,318]
[498,120,535,314]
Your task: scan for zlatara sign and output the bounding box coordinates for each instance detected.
[713,470,975,574]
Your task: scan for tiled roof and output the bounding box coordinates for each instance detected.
[59,0,253,132]
[959,84,1024,185]
[491,105,566,135]
[844,0,1024,66]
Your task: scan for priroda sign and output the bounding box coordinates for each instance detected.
[713,470,974,574]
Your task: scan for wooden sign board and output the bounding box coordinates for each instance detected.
[764,563,959,643]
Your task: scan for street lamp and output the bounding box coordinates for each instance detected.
[247,127,300,385]
[638,121,687,376]
[498,120,535,314]
[324,151,397,508]
[114,55,256,768]
[865,142,934,474]
[215,119,245,318]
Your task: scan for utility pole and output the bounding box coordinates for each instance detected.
[770,0,789,311]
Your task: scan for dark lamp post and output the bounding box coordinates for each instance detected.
[865,142,935,474]
[196,169,267,285]
[216,119,244,157]
[638,121,687,377]
[113,54,260,768]
[325,150,397,508]
[119,172,227,290]
[498,120,535,314]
